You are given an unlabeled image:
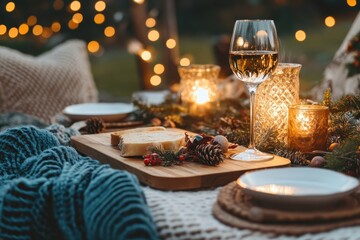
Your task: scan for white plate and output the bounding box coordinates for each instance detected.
[237,167,359,206]
[132,90,170,105]
[63,103,135,122]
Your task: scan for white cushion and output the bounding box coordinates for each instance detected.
[0,39,98,123]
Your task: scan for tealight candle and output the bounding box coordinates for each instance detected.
[288,105,329,152]
[178,64,220,116]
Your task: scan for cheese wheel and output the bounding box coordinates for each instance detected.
[118,130,185,157]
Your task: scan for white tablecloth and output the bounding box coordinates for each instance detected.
[142,186,360,240]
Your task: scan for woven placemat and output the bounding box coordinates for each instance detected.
[213,181,360,235]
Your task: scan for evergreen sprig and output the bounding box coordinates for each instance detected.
[325,135,360,174]
[148,146,182,167]
[330,94,360,113]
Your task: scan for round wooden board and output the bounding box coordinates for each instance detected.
[212,181,360,235]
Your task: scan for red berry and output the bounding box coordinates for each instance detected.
[179,154,186,161]
[144,158,150,166]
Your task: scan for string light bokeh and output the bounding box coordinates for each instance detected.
[0,0,358,89]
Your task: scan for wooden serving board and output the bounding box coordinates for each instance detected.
[71,131,290,190]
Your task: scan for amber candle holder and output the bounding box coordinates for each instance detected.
[178,64,220,116]
[288,105,329,152]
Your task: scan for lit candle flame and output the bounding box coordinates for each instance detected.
[193,87,210,104]
[297,112,311,132]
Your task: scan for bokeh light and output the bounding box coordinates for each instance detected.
[5,2,15,12]
[88,40,100,53]
[145,18,156,28]
[166,39,176,49]
[27,16,37,26]
[95,1,106,12]
[148,30,160,41]
[347,0,357,7]
[53,0,64,10]
[8,27,18,38]
[180,57,191,66]
[19,23,29,35]
[325,16,335,27]
[256,30,268,37]
[295,30,306,42]
[140,50,152,61]
[32,25,43,36]
[70,1,81,11]
[42,27,52,38]
[51,22,61,32]
[72,13,83,24]
[150,75,161,86]
[104,26,115,37]
[94,13,105,24]
[154,64,165,74]
[133,0,144,4]
[0,25,7,35]
[68,20,78,30]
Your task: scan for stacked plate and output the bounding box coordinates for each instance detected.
[213,167,360,235]
[237,167,359,207]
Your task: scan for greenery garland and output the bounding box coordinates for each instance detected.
[133,92,360,177]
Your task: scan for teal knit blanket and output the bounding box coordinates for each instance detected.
[0,126,158,239]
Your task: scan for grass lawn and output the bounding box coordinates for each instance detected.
[91,19,353,100]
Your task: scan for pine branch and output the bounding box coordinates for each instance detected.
[328,111,359,143]
[325,135,360,173]
[331,95,360,113]
[148,146,182,167]
[274,147,310,166]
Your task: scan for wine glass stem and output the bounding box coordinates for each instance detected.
[248,86,257,150]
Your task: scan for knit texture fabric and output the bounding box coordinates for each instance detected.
[0,126,158,240]
[0,40,98,123]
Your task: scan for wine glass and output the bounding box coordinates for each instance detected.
[229,19,279,161]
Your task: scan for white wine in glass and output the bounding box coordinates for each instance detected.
[229,20,279,161]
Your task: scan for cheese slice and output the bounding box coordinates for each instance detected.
[110,127,185,157]
[111,126,166,146]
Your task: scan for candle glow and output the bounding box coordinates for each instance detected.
[288,105,329,152]
[193,87,210,104]
[178,64,220,116]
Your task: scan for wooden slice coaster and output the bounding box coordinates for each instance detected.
[213,202,360,235]
[215,181,360,224]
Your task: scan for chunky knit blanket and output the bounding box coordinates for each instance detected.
[0,126,158,239]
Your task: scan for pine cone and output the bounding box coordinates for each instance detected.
[194,143,223,166]
[85,117,105,134]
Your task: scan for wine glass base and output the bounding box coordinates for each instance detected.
[230,149,274,162]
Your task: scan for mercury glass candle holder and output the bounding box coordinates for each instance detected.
[178,64,220,116]
[255,63,301,144]
[288,105,329,152]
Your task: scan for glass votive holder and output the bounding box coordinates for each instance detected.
[255,63,301,144]
[288,105,329,152]
[178,64,220,116]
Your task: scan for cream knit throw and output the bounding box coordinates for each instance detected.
[0,40,98,123]
[142,186,360,239]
